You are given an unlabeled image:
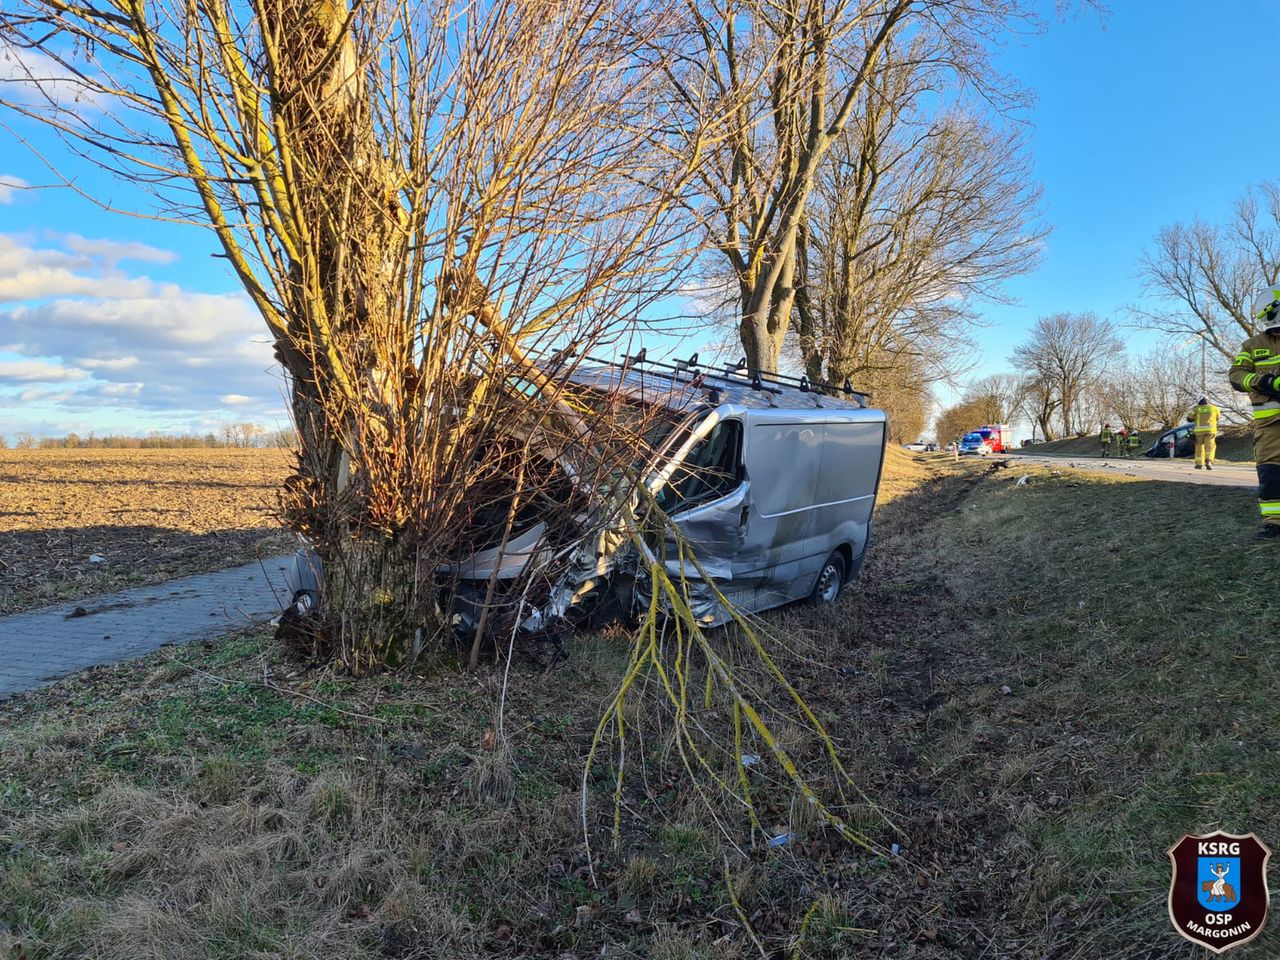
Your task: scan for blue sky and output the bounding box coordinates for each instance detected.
[2,0,1277,437]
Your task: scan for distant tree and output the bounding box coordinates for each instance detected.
[961,374,1023,425]
[934,398,990,448]
[14,432,36,449]
[1012,374,1060,441]
[0,434,6,449]
[64,432,81,448]
[1136,181,1280,363]
[1012,313,1122,437]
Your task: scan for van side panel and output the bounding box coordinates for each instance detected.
[809,419,886,588]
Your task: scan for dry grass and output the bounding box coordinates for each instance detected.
[3,452,1274,957]
[0,448,293,613]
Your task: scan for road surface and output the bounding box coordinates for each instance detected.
[0,555,292,699]
[1003,453,1256,489]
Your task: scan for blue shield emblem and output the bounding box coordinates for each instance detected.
[1197,856,1241,911]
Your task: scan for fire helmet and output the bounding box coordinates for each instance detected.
[1254,283,1280,330]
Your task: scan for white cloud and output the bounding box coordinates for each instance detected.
[80,356,139,371]
[62,234,178,266]
[0,43,102,109]
[0,230,284,428]
[0,358,87,382]
[0,234,156,302]
[0,175,28,204]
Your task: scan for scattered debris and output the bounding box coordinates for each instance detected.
[66,605,89,619]
[891,842,901,856]
[1015,475,1029,486]
[87,554,106,564]
[767,832,792,848]
[1000,684,1012,695]
[740,754,760,767]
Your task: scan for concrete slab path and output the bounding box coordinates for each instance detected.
[0,555,292,699]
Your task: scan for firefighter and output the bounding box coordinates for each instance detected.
[1229,281,1280,539]
[1127,428,1142,458]
[1188,396,1220,470]
[1099,423,1114,458]
[1116,426,1129,458]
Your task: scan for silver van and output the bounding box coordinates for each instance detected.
[286,355,888,632]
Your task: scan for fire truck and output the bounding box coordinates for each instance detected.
[958,423,1012,456]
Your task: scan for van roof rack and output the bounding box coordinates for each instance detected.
[576,349,871,404]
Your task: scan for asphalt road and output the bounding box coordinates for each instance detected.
[0,555,292,699]
[1003,453,1256,489]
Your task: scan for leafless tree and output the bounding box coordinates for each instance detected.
[1014,373,1059,441]
[961,373,1023,425]
[664,0,1062,373]
[795,45,1044,395]
[933,397,988,448]
[1,0,705,666]
[1011,312,1122,437]
[1135,181,1280,362]
[1106,346,1233,430]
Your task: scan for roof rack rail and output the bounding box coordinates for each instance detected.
[523,345,872,404]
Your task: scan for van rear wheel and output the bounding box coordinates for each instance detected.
[808,552,847,607]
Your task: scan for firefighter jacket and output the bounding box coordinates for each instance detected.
[1127,431,1142,447]
[1230,330,1280,430]
[1100,427,1113,444]
[1189,403,1220,434]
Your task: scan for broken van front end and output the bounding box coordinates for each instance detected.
[283,356,888,644]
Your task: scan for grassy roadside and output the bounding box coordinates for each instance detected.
[2,454,1276,958]
[1024,425,1253,462]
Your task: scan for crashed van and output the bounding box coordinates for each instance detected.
[286,355,888,635]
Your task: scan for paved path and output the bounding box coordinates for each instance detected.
[0,555,293,699]
[1004,453,1256,489]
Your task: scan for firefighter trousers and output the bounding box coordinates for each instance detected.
[1254,425,1280,526]
[1195,432,1216,466]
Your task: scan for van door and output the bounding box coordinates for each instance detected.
[735,417,824,605]
[655,418,752,586]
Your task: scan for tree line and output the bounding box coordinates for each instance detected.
[1,424,295,450]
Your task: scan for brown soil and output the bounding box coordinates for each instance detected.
[0,448,293,614]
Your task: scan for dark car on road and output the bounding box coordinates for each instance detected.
[1144,424,1195,459]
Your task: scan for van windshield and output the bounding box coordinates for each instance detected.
[963,432,984,443]
[655,420,743,514]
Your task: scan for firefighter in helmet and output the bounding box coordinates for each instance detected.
[1126,427,1142,458]
[1099,423,1114,458]
[1229,281,1280,539]
[1187,396,1220,470]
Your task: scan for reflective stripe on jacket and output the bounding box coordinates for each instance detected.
[1191,403,1220,433]
[1230,330,1280,426]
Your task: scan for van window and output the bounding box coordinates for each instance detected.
[656,420,743,514]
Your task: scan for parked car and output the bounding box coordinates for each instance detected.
[903,441,928,452]
[1145,424,1196,459]
[924,442,938,452]
[288,357,889,633]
